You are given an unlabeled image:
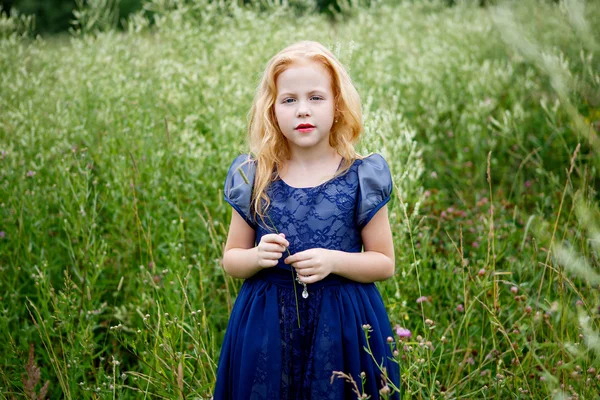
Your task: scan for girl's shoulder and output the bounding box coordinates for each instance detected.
[228,153,256,170]
[355,153,389,170]
[354,153,391,183]
[355,153,393,228]
[224,154,257,227]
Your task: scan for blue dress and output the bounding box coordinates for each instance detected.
[214,154,400,400]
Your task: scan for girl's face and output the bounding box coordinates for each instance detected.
[274,61,335,156]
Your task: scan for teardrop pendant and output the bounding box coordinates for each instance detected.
[295,272,309,298]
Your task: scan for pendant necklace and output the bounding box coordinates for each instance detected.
[295,272,309,298]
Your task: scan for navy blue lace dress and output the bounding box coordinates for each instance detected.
[214,154,400,400]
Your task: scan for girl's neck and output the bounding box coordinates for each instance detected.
[286,146,339,169]
[279,147,343,187]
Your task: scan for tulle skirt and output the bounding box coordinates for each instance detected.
[213,268,400,400]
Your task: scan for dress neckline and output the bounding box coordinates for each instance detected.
[277,157,354,190]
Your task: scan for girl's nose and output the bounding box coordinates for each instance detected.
[297,107,310,118]
[296,100,311,118]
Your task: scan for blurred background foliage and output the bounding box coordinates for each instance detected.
[0,0,526,35]
[0,0,141,34]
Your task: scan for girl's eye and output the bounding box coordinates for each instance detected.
[282,96,323,104]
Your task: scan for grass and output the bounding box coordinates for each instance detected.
[0,0,599,398]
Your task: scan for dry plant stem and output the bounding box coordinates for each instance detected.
[199,201,235,317]
[536,144,580,304]
[476,298,534,399]
[445,226,468,309]
[265,213,302,328]
[486,151,498,312]
[363,329,400,394]
[507,147,541,201]
[23,343,49,400]
[199,206,234,313]
[447,290,486,388]
[330,371,364,398]
[177,271,216,381]
[397,191,423,324]
[26,300,71,399]
[112,355,117,400]
[164,116,170,145]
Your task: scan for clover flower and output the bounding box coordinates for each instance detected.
[395,324,411,338]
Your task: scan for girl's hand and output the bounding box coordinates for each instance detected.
[284,248,335,284]
[256,233,289,268]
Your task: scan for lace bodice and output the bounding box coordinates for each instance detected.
[224,153,392,272]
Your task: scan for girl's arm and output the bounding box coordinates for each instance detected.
[284,206,395,283]
[222,209,289,279]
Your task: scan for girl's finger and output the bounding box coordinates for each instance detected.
[295,267,316,276]
[291,260,312,270]
[299,274,320,284]
[260,259,278,267]
[263,251,283,260]
[285,253,308,264]
[263,243,286,253]
[264,234,289,247]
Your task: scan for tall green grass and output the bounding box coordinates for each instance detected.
[0,0,599,398]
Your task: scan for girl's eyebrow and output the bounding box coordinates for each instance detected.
[278,89,327,98]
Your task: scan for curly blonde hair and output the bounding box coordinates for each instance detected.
[247,40,363,221]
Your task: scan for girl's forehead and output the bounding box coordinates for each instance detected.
[276,61,332,93]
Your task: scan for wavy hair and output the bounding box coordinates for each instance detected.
[247,40,363,221]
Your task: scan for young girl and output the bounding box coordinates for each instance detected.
[214,40,399,399]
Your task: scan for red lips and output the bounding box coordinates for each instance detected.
[295,123,315,129]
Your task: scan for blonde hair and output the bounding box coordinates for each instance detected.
[247,40,363,221]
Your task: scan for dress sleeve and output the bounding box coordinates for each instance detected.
[356,154,393,229]
[224,154,257,229]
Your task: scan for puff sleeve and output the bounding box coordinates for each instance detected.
[356,154,393,229]
[224,154,257,229]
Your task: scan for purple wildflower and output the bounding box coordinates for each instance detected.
[395,325,411,338]
[0,231,4,238]
[416,296,429,304]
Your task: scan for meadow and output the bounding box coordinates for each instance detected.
[0,0,599,398]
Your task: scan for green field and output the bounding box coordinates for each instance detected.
[1,0,599,398]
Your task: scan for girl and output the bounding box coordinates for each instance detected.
[214,40,400,399]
